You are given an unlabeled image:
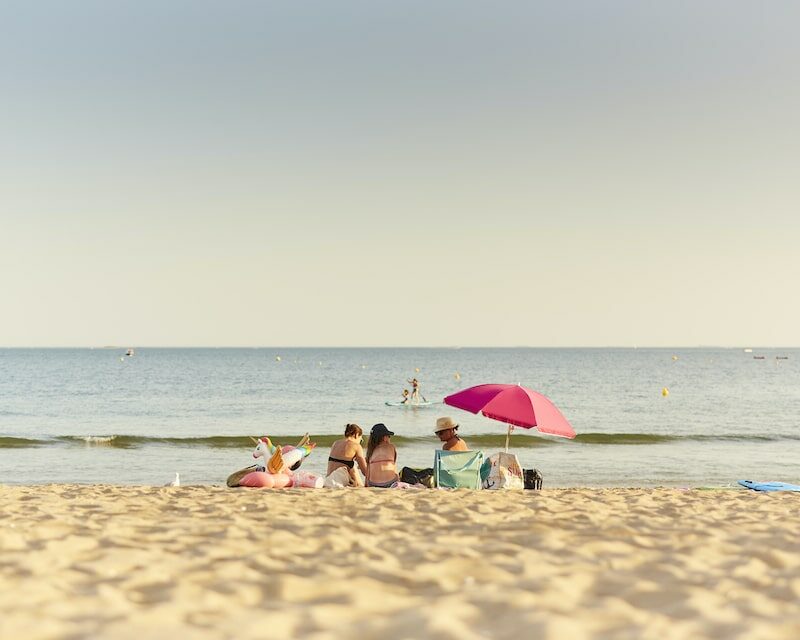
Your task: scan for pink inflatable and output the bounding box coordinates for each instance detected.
[236,470,323,489]
[227,435,324,489]
[238,472,293,488]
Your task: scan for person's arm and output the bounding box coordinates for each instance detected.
[355,444,368,476]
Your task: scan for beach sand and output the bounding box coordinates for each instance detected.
[1,486,798,640]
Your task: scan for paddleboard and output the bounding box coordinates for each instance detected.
[738,480,800,492]
[385,400,438,407]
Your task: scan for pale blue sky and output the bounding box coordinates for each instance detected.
[2,2,798,346]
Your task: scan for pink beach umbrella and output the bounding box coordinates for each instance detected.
[444,383,575,451]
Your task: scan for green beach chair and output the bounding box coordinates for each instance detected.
[434,450,484,489]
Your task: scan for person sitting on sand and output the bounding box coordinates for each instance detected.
[365,423,399,488]
[327,423,368,486]
[434,416,468,451]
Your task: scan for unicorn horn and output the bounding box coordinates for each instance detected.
[249,436,259,444]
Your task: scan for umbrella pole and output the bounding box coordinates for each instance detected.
[505,424,512,452]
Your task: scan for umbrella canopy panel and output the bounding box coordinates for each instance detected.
[444,383,575,439]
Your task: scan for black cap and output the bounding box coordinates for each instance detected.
[371,423,394,438]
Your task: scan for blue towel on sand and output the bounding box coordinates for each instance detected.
[738,480,800,492]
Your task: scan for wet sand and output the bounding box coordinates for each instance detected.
[1,485,799,639]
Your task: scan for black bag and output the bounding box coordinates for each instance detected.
[400,466,435,488]
[523,468,543,490]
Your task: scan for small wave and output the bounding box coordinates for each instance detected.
[575,433,678,445]
[50,434,542,449]
[55,435,263,449]
[58,435,121,447]
[574,432,800,445]
[4,431,799,450]
[0,436,48,448]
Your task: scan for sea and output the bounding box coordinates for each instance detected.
[0,348,797,487]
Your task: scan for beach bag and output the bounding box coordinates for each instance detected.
[400,467,435,488]
[434,450,484,489]
[523,468,543,490]
[482,452,524,490]
[323,466,351,488]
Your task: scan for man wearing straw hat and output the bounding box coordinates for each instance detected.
[434,417,469,452]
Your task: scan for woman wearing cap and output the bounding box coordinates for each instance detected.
[435,417,468,451]
[327,423,368,486]
[365,423,399,488]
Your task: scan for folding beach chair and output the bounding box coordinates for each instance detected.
[433,450,484,489]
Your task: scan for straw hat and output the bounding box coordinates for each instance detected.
[435,416,458,433]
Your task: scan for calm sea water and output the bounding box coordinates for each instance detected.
[1,348,798,487]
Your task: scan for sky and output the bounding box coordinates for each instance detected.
[1,1,798,347]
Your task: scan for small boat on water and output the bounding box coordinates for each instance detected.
[776,356,789,360]
[753,356,766,360]
[125,348,135,357]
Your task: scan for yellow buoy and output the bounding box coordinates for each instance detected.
[662,387,669,397]
[415,367,420,373]
[454,372,461,380]
[275,356,281,362]
[672,355,678,361]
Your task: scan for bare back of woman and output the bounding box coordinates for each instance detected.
[327,424,367,486]
[365,424,399,488]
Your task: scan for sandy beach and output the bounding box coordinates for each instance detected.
[1,486,798,640]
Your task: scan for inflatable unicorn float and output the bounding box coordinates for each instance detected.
[226,434,323,489]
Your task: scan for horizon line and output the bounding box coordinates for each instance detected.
[0,345,795,350]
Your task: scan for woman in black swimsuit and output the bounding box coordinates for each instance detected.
[327,423,368,485]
